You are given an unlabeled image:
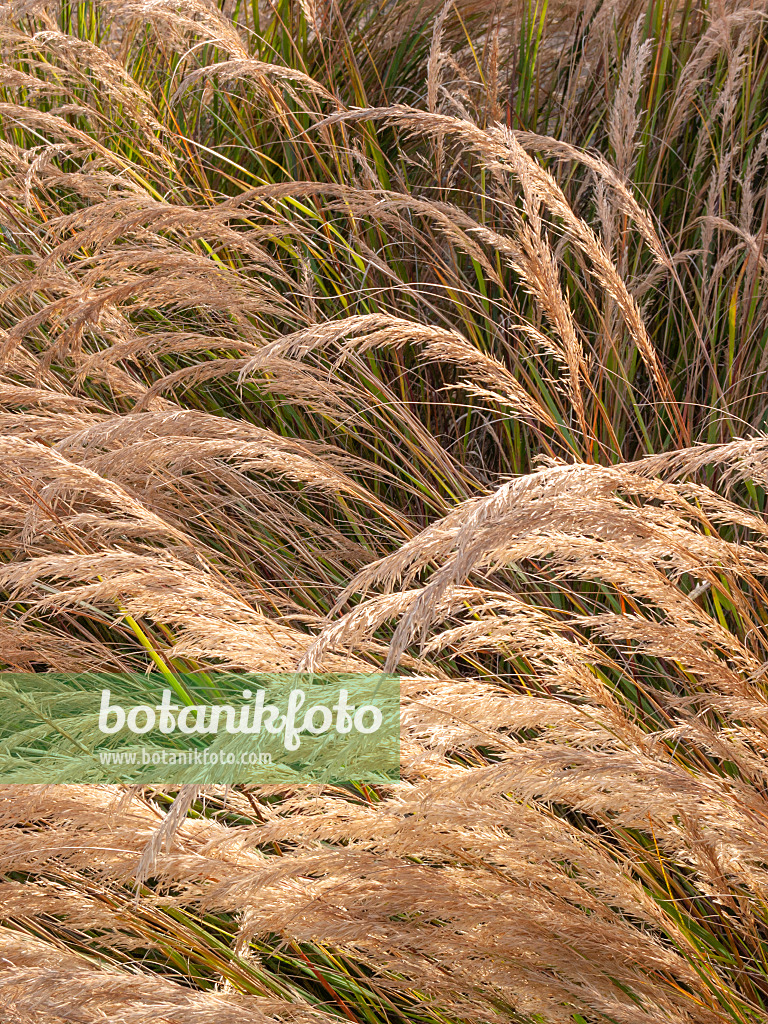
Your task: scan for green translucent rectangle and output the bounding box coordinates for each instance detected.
[0,671,400,784]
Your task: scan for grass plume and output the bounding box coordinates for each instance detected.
[2,0,768,1022]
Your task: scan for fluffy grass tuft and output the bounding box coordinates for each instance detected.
[2,0,768,1022]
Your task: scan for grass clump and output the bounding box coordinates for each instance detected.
[2,1,768,1022]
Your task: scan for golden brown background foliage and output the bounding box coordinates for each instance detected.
[2,0,768,1021]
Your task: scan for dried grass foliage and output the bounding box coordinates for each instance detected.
[1,0,768,1022]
